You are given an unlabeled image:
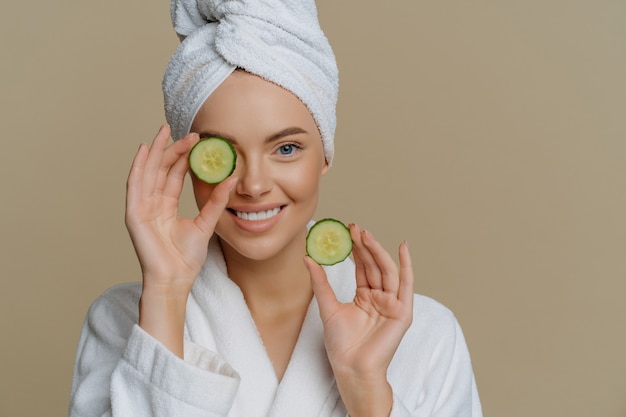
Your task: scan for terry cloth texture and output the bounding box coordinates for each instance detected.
[163,0,339,165]
[69,234,483,416]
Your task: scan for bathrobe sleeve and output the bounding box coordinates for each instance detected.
[386,296,483,417]
[69,284,240,417]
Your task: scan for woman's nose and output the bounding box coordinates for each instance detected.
[235,156,272,199]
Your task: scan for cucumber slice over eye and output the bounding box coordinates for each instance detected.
[189,137,237,184]
[306,219,353,266]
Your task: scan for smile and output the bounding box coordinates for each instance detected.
[232,207,282,221]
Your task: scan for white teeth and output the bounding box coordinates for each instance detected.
[236,207,281,221]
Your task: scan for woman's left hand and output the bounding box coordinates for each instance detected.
[305,224,414,417]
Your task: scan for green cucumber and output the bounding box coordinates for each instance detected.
[306,219,352,266]
[189,137,237,184]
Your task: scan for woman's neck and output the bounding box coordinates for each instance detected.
[219,235,313,319]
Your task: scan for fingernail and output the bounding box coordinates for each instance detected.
[303,256,310,270]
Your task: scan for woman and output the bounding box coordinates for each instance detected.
[69,1,482,416]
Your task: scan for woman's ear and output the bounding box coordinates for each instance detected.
[321,159,329,176]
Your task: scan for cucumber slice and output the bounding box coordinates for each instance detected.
[306,219,353,266]
[189,137,237,184]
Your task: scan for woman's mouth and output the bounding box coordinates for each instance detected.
[228,206,283,221]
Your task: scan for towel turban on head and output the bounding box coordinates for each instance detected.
[162,0,339,165]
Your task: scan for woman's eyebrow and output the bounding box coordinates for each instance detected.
[266,127,308,143]
[197,131,237,144]
[197,127,308,145]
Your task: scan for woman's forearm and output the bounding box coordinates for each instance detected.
[335,370,393,417]
[139,286,189,358]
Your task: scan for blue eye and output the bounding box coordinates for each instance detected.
[278,144,297,155]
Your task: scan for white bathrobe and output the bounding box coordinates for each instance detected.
[69,239,482,417]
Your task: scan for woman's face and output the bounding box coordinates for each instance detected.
[190,71,328,262]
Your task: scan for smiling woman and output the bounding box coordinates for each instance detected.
[67,0,482,416]
[190,71,328,265]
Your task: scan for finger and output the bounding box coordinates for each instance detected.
[194,176,238,235]
[126,142,149,213]
[142,124,171,197]
[398,241,415,305]
[361,230,400,295]
[305,256,341,322]
[161,137,198,201]
[349,224,369,289]
[155,133,199,195]
[350,226,383,290]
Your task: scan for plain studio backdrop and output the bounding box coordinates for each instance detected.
[1,1,625,416]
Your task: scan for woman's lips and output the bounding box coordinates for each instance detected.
[227,205,285,233]
[232,206,281,221]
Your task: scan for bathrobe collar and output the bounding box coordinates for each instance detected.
[187,237,355,417]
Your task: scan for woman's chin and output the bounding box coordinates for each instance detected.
[216,229,307,265]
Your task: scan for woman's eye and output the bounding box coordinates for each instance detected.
[278,144,297,155]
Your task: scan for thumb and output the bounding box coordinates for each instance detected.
[305,256,341,322]
[194,176,237,235]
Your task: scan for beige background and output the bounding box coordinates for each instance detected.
[1,1,625,416]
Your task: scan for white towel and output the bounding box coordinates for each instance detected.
[163,0,339,165]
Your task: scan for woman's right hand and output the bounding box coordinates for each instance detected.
[125,124,236,355]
